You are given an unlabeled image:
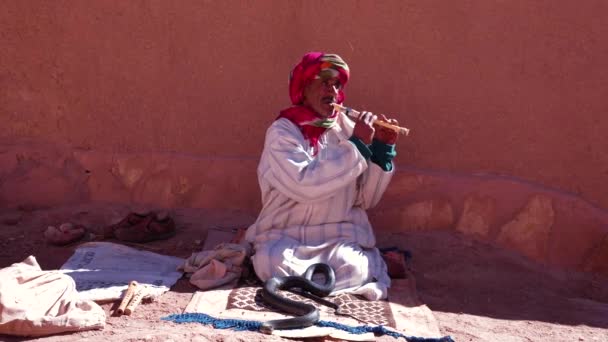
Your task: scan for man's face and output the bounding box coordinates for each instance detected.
[302,76,342,118]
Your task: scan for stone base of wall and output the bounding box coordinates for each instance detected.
[1,141,607,278]
[370,170,608,278]
[0,140,260,211]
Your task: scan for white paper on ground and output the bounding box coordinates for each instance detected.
[60,241,184,302]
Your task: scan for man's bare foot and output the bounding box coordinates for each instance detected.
[381,249,412,279]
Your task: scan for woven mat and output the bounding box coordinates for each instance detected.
[184,277,441,340]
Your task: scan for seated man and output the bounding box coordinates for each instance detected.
[245,52,400,300]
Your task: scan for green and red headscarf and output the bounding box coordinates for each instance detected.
[277,52,350,155]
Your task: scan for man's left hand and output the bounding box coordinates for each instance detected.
[374,114,399,145]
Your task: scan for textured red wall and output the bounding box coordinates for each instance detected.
[2,1,608,208]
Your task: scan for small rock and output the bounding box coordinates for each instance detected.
[156,210,170,221]
[456,194,496,238]
[497,194,554,261]
[1,212,22,225]
[400,199,454,230]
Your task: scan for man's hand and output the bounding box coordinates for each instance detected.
[374,114,399,145]
[352,111,377,145]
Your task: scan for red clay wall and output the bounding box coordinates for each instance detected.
[2,1,608,208]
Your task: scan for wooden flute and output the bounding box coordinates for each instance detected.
[116,280,138,315]
[331,103,410,136]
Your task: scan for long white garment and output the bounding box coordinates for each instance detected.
[245,112,393,300]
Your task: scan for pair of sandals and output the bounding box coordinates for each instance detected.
[45,212,176,246]
[104,211,176,243]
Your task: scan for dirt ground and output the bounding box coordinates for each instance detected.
[0,203,607,342]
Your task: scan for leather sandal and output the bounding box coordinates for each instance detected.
[109,212,176,243]
[45,223,87,246]
[103,212,150,239]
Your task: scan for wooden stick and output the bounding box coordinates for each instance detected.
[124,285,147,316]
[332,103,410,136]
[116,280,138,315]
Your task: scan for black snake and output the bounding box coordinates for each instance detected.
[259,263,336,334]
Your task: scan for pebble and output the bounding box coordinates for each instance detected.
[1,212,22,225]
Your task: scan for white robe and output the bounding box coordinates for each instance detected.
[245,112,393,300]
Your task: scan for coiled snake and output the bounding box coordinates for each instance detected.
[259,263,336,334]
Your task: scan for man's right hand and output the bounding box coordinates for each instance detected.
[352,111,377,145]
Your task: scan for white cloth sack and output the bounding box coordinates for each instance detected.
[0,256,105,337]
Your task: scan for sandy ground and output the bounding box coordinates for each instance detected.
[0,203,607,342]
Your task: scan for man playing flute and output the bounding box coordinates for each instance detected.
[245,52,400,300]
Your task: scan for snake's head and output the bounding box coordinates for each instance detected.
[259,324,274,335]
